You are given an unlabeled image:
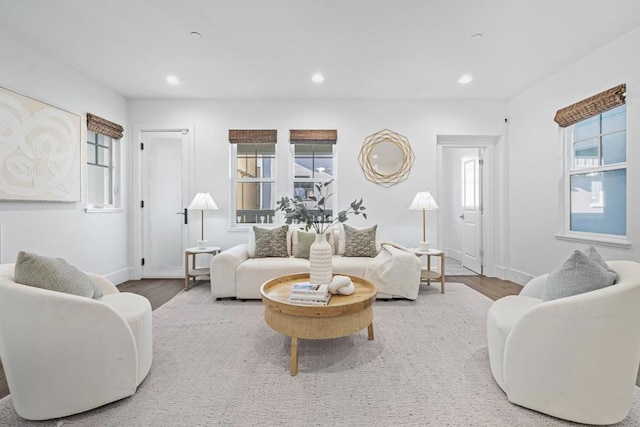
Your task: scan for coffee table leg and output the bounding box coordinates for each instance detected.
[368,322,374,340]
[290,336,298,376]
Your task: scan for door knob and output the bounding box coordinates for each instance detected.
[459,213,465,220]
[176,208,188,224]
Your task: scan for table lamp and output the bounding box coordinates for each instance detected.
[409,191,439,251]
[188,193,218,249]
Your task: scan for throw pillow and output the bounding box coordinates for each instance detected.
[14,251,103,299]
[583,245,618,280]
[253,226,289,258]
[343,224,378,257]
[542,249,617,302]
[249,226,293,257]
[336,223,381,255]
[293,230,333,259]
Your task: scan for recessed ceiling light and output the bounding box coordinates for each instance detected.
[312,73,324,84]
[166,75,180,85]
[471,33,483,40]
[190,31,202,39]
[458,74,473,84]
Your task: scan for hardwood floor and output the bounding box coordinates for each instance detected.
[0,275,519,401]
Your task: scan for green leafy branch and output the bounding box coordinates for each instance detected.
[276,179,367,234]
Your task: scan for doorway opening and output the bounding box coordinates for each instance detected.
[436,135,501,277]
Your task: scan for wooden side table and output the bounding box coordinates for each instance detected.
[411,248,446,294]
[184,246,221,291]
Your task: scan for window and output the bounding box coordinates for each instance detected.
[290,130,337,222]
[566,104,626,236]
[86,130,115,206]
[230,130,277,225]
[86,113,123,210]
[229,129,337,227]
[292,143,335,220]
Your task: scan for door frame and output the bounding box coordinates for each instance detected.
[131,123,194,279]
[436,135,503,278]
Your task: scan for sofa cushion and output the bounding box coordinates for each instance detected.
[542,249,617,302]
[249,226,292,257]
[236,257,310,299]
[343,224,378,257]
[14,251,103,299]
[253,226,289,258]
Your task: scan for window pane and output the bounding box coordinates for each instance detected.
[601,105,626,134]
[602,131,625,165]
[235,182,274,224]
[573,138,599,169]
[87,164,112,206]
[573,115,599,141]
[236,144,275,178]
[314,157,333,178]
[293,181,334,221]
[294,157,313,178]
[96,146,110,166]
[312,144,333,156]
[570,169,626,235]
[87,142,96,164]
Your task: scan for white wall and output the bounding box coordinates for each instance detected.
[129,99,507,262]
[0,28,130,283]
[506,26,640,282]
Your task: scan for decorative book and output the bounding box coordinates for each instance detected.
[287,293,332,306]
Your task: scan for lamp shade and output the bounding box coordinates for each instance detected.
[409,191,439,211]
[188,193,218,210]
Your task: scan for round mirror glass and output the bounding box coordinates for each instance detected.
[370,140,403,176]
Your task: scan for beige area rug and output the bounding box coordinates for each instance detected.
[1,283,639,426]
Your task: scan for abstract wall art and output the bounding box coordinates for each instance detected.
[0,86,81,202]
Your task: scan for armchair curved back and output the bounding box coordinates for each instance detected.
[500,260,640,424]
[0,263,139,420]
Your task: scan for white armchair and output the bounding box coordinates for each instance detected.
[487,260,640,425]
[0,263,152,420]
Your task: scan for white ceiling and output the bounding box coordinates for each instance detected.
[2,0,639,100]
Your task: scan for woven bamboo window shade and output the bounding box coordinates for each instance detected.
[87,113,124,139]
[228,129,277,143]
[554,84,626,127]
[289,129,337,144]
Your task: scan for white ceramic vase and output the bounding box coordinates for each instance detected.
[309,233,333,285]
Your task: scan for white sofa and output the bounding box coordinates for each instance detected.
[486,260,640,425]
[211,241,422,300]
[0,263,153,420]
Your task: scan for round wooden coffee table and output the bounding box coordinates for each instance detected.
[260,273,377,376]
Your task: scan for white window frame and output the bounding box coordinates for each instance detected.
[556,106,630,247]
[85,130,121,213]
[229,143,277,228]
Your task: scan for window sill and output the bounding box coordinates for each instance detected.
[85,207,123,214]
[555,233,632,248]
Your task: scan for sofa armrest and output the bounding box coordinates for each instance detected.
[211,244,249,298]
[518,273,548,298]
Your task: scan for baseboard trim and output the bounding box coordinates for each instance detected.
[444,248,462,262]
[507,268,533,286]
[108,268,132,286]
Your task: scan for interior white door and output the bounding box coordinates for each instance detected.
[141,131,189,277]
[461,156,482,274]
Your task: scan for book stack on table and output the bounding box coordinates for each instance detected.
[287,282,332,305]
